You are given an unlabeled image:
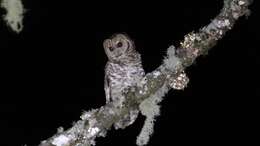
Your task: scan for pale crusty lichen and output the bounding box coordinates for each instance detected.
[1,0,25,33]
[137,83,169,146]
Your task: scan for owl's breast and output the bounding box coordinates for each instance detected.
[108,62,144,90]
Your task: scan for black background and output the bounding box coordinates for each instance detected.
[0,0,258,146]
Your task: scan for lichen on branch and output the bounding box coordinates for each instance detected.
[1,0,25,33]
[38,0,253,146]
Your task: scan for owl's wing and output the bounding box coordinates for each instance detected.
[104,73,111,104]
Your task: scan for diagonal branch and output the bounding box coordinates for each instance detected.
[38,0,253,146]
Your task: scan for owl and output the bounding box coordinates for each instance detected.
[103,33,145,129]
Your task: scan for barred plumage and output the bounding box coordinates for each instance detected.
[103,33,145,129]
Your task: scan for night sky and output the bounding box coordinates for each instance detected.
[0,0,257,146]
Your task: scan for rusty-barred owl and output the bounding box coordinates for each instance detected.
[103,33,145,129]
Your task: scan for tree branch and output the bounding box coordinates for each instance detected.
[38,0,253,146]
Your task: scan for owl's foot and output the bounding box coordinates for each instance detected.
[168,71,189,90]
[122,86,136,95]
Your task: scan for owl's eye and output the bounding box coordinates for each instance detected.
[116,42,123,48]
[109,47,114,51]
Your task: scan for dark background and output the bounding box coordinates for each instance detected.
[0,0,257,145]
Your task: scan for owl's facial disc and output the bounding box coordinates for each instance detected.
[104,33,134,62]
[109,39,127,57]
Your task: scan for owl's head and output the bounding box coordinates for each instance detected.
[103,33,135,62]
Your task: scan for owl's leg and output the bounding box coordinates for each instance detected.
[168,71,189,90]
[122,86,136,95]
